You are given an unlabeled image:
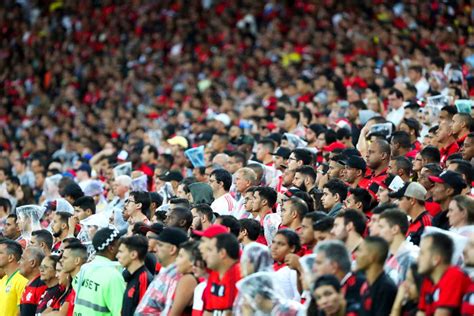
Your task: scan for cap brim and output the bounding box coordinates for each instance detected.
[428,176,444,184]
[192,230,205,237]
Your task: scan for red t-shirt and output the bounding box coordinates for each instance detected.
[20,275,47,315]
[461,281,474,316]
[203,263,241,313]
[440,141,460,166]
[419,266,471,316]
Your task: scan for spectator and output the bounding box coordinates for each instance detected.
[209,169,236,216]
[447,195,474,237]
[19,247,46,316]
[331,210,366,260]
[36,255,63,315]
[312,274,349,316]
[280,196,308,232]
[30,229,53,256]
[322,179,348,217]
[237,219,261,247]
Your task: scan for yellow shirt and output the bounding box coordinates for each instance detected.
[0,270,28,316]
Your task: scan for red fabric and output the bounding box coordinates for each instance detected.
[418,266,471,316]
[425,199,442,217]
[461,281,474,316]
[203,263,241,312]
[440,141,460,166]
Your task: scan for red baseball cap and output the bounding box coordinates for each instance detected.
[192,224,229,238]
[322,141,346,152]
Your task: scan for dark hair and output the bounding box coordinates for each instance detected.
[348,188,373,212]
[239,219,261,241]
[408,65,423,74]
[178,241,199,261]
[6,213,18,222]
[402,118,421,137]
[218,215,241,237]
[73,196,96,215]
[295,165,317,182]
[144,144,159,159]
[169,197,191,210]
[64,242,88,262]
[228,151,247,167]
[210,169,233,191]
[120,235,149,261]
[45,255,61,267]
[450,159,473,185]
[292,148,314,165]
[441,105,457,116]
[364,236,389,265]
[388,88,404,99]
[423,163,442,176]
[149,192,163,208]
[391,131,411,149]
[337,128,352,141]
[425,232,454,264]
[130,191,151,216]
[286,110,300,124]
[0,239,22,261]
[455,113,474,131]
[159,154,174,167]
[61,183,84,201]
[324,130,338,146]
[313,217,334,232]
[254,187,277,207]
[258,138,276,153]
[55,211,73,225]
[214,233,240,260]
[285,197,309,219]
[170,207,193,231]
[379,209,409,235]
[0,197,11,213]
[313,274,341,292]
[193,204,214,222]
[275,229,301,253]
[371,203,398,215]
[338,210,366,236]
[7,176,20,186]
[420,146,441,164]
[323,179,348,202]
[303,211,328,224]
[394,156,413,177]
[32,229,54,250]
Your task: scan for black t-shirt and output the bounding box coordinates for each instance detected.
[359,272,397,316]
[122,265,153,316]
[342,272,365,314]
[432,210,449,230]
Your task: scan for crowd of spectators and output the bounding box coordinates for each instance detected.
[1,0,474,316]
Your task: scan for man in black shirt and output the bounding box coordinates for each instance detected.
[356,236,397,316]
[117,235,153,316]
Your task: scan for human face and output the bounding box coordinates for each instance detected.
[343,194,358,211]
[292,172,305,190]
[463,235,474,267]
[235,172,250,194]
[330,217,348,242]
[116,243,133,269]
[376,186,390,204]
[321,188,337,211]
[256,143,269,162]
[328,161,343,180]
[451,114,463,137]
[418,237,435,275]
[280,200,294,227]
[314,230,333,242]
[156,240,174,265]
[227,157,239,174]
[176,184,187,199]
[287,154,299,171]
[74,206,90,221]
[398,196,411,213]
[315,134,326,150]
[313,251,334,277]
[19,248,35,277]
[61,249,77,274]
[190,208,202,231]
[431,182,449,204]
[462,137,474,161]
[29,236,40,248]
[39,257,57,283]
[377,218,395,244]
[164,210,181,228]
[282,169,295,187]
[355,241,371,271]
[204,238,221,270]
[252,192,264,212]
[343,166,360,184]
[447,200,466,228]
[314,285,343,316]
[306,128,316,143]
[243,192,254,212]
[123,196,138,220]
[51,214,64,238]
[413,153,423,173]
[368,214,380,236]
[347,104,359,121]
[176,248,193,274]
[140,146,152,164]
[208,175,220,194]
[56,262,69,287]
[300,217,315,245]
[388,93,403,109]
[434,121,450,144]
[366,142,384,170]
[271,234,294,262]
[3,217,20,239]
[418,168,434,190]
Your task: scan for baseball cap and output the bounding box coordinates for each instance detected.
[214,113,231,127]
[428,171,467,192]
[167,136,189,149]
[76,163,92,176]
[159,170,184,182]
[403,182,427,201]
[388,182,409,199]
[138,223,165,237]
[272,147,291,159]
[339,155,366,172]
[156,227,188,247]
[322,141,346,152]
[193,224,229,238]
[238,135,255,146]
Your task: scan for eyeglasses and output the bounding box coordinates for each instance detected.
[125,199,136,204]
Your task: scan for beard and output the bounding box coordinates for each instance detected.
[296,182,307,192]
[53,229,62,238]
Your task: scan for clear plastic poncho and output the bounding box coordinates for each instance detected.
[16,205,45,239]
[42,174,62,201]
[82,180,108,213]
[42,198,74,214]
[235,272,306,316]
[241,242,273,277]
[113,162,132,178]
[131,174,148,192]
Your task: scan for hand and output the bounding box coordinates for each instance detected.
[284,253,302,271]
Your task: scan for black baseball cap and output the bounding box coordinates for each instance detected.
[272,147,291,159]
[138,223,164,237]
[339,155,366,172]
[388,182,409,199]
[156,227,188,247]
[428,171,467,192]
[159,170,184,182]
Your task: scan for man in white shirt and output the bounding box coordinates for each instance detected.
[408,65,429,99]
[386,88,405,127]
[209,169,236,216]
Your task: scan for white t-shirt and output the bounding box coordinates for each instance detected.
[211,193,236,216]
[192,281,207,312]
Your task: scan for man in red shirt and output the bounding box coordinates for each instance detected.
[203,233,241,316]
[435,119,460,166]
[365,139,390,185]
[340,155,371,190]
[452,113,473,148]
[418,232,471,316]
[19,247,47,316]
